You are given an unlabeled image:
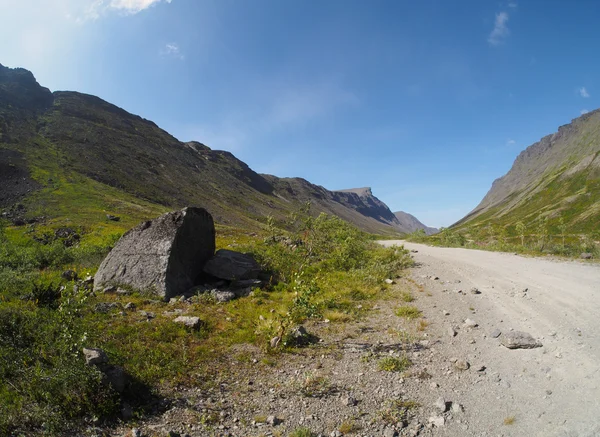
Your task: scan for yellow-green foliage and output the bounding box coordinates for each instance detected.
[395,305,422,319]
[377,355,411,372]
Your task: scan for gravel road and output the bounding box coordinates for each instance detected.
[380,241,600,437]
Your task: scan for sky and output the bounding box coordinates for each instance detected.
[1,0,598,227]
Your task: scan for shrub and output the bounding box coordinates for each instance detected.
[377,356,411,372]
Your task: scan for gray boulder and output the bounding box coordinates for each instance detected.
[203,249,260,281]
[94,207,215,299]
[501,331,542,349]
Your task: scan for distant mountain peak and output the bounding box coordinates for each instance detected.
[393,211,438,235]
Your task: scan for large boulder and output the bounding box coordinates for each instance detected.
[94,207,215,299]
[202,249,260,281]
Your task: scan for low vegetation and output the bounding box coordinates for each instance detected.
[0,203,412,434]
[407,216,599,259]
[377,355,412,372]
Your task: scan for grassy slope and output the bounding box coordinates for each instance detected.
[454,110,600,237]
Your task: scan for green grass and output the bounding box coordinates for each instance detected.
[377,356,412,372]
[0,205,413,434]
[289,427,314,437]
[394,305,422,319]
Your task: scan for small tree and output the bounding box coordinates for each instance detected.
[515,221,526,247]
[537,217,549,250]
[558,217,567,248]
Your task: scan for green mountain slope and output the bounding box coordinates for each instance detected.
[454,109,600,235]
[0,63,401,235]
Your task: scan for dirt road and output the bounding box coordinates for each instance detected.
[380,241,600,437]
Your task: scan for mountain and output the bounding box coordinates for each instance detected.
[0,63,401,235]
[454,109,600,234]
[393,211,438,235]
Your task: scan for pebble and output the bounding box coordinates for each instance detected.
[490,329,502,338]
[463,319,478,328]
[454,359,470,371]
[266,415,281,426]
[342,395,358,406]
[428,415,445,427]
[383,427,398,437]
[443,310,450,316]
[448,327,457,337]
[470,287,481,294]
[452,403,464,413]
[434,397,448,412]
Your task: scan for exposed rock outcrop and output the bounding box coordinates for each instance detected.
[94,207,215,299]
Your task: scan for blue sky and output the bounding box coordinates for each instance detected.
[1,0,598,227]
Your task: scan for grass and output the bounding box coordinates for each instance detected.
[0,195,413,434]
[394,305,422,319]
[377,356,412,372]
[339,420,360,434]
[378,399,419,425]
[289,428,314,437]
[399,291,415,302]
[503,416,516,425]
[416,319,429,331]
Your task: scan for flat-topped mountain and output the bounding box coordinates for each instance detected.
[454,109,600,233]
[0,63,405,234]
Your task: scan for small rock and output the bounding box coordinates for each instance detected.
[500,331,542,349]
[61,270,78,281]
[428,415,445,427]
[131,428,141,437]
[463,318,478,328]
[270,336,281,348]
[443,310,450,316]
[490,329,502,338]
[106,214,121,222]
[383,427,398,437]
[470,287,481,294]
[454,359,470,371]
[448,326,457,337]
[116,288,132,296]
[103,285,117,293]
[434,397,447,412]
[266,415,281,426]
[95,302,121,313]
[124,302,136,310]
[451,403,464,413]
[580,253,593,260]
[342,395,358,406]
[173,316,202,329]
[385,278,395,285]
[83,348,108,366]
[211,290,236,302]
[330,431,343,437]
[430,382,439,389]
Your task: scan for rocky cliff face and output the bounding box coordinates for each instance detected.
[0,63,403,235]
[455,109,600,233]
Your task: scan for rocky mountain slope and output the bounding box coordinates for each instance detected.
[0,63,404,234]
[454,110,600,233]
[393,211,438,235]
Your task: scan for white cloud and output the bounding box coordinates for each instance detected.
[579,87,590,98]
[160,42,184,60]
[488,12,510,46]
[508,2,518,8]
[506,139,516,146]
[80,0,173,21]
[581,109,589,115]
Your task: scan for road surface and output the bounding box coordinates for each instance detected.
[380,240,600,437]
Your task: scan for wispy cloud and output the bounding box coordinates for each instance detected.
[581,109,589,115]
[110,0,172,14]
[160,42,184,60]
[579,87,590,98]
[488,12,510,46]
[506,139,516,146]
[81,0,172,21]
[508,2,518,8]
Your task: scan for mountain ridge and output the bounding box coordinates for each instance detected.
[454,108,600,233]
[0,63,411,235]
